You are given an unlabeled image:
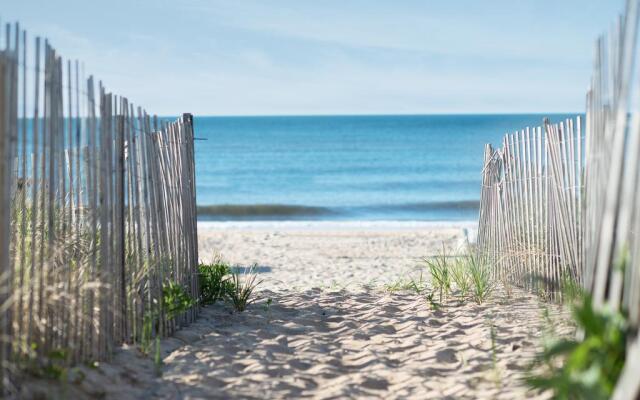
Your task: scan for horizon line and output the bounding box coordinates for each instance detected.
[169,111,584,118]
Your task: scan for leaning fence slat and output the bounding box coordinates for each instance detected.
[0,38,12,385]
[15,27,27,351]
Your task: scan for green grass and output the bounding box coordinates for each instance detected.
[488,320,501,386]
[408,272,428,294]
[526,254,628,399]
[466,253,493,304]
[560,272,584,305]
[154,337,163,377]
[451,258,471,298]
[526,295,628,399]
[423,245,452,302]
[384,272,428,295]
[226,264,263,312]
[384,277,414,293]
[198,258,264,311]
[389,246,496,309]
[162,280,195,320]
[425,292,440,310]
[198,260,234,305]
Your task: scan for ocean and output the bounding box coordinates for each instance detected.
[193,114,577,221]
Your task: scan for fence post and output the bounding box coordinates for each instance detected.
[181,113,198,320]
[116,111,127,342]
[0,51,9,394]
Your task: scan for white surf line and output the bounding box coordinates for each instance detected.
[197,219,478,239]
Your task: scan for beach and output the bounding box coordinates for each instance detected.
[197,221,477,290]
[4,0,636,397]
[20,222,571,399]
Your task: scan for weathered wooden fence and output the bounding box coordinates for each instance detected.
[477,0,640,397]
[583,1,640,397]
[477,118,583,298]
[0,23,199,392]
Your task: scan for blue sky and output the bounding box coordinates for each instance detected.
[4,1,623,116]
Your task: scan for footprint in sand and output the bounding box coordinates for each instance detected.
[435,348,458,364]
[361,376,390,390]
[40,283,572,400]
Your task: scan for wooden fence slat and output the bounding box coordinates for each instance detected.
[0,40,11,388]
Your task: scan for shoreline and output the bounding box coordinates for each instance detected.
[197,220,478,250]
[197,219,478,230]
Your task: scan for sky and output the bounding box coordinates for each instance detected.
[3,0,624,116]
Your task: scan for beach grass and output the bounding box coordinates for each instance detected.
[225,264,263,312]
[466,254,493,305]
[197,257,264,312]
[451,258,471,298]
[385,243,499,308]
[422,245,452,302]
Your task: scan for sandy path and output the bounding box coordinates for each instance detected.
[156,288,566,399]
[17,223,571,399]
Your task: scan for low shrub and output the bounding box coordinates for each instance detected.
[198,261,234,305]
[526,295,628,399]
[163,280,195,319]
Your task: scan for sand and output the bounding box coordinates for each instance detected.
[196,221,476,290]
[17,222,572,399]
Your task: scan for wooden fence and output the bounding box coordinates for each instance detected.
[477,118,583,298]
[477,0,640,397]
[0,23,199,392]
[583,1,640,397]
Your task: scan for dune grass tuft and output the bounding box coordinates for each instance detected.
[226,265,263,312]
[451,259,471,299]
[423,245,452,302]
[466,254,493,304]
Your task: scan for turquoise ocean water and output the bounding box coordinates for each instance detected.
[193,114,576,221]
